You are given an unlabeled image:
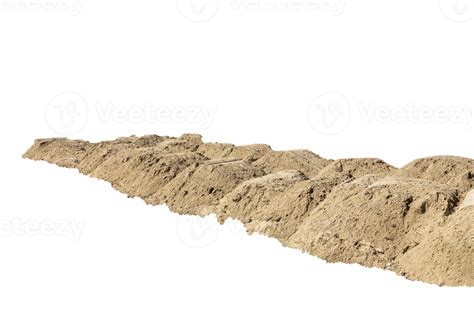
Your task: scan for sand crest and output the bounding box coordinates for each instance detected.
[23,134,474,286]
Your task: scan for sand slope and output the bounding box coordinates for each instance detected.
[23,134,474,286]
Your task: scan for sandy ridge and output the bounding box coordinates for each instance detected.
[23,134,474,286]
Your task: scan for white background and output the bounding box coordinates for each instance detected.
[1,0,473,315]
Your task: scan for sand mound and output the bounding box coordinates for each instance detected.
[23,138,91,168]
[197,142,272,162]
[148,158,265,215]
[317,158,395,178]
[253,150,329,178]
[23,134,474,287]
[92,150,207,198]
[398,156,474,193]
[288,176,459,268]
[215,169,309,229]
[394,205,473,286]
[216,172,351,242]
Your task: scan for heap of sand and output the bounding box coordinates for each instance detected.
[23,134,474,287]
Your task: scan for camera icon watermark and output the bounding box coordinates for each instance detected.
[307,91,351,135]
[176,0,219,22]
[176,215,219,248]
[45,91,88,136]
[439,0,473,22]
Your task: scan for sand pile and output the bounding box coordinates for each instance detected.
[23,134,474,287]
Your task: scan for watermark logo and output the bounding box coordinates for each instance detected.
[231,0,345,16]
[358,103,473,127]
[307,91,351,135]
[308,91,473,135]
[44,92,217,135]
[95,103,216,128]
[0,218,86,241]
[45,92,88,136]
[439,0,474,22]
[177,0,345,21]
[176,0,219,22]
[176,215,219,248]
[0,0,84,15]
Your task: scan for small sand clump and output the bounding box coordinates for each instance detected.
[23,134,474,287]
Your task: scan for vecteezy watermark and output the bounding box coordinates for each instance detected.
[176,215,219,248]
[0,218,86,241]
[439,0,474,22]
[176,0,219,22]
[231,0,345,16]
[0,0,84,15]
[176,0,345,22]
[308,91,473,135]
[45,92,217,135]
[307,91,351,135]
[45,91,89,136]
[357,102,473,127]
[95,103,217,128]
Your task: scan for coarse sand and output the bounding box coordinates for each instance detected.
[23,134,474,287]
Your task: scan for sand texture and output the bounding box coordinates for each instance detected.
[23,134,474,286]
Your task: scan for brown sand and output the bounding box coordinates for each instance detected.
[23,134,474,287]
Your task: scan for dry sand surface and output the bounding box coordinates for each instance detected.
[23,134,474,287]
